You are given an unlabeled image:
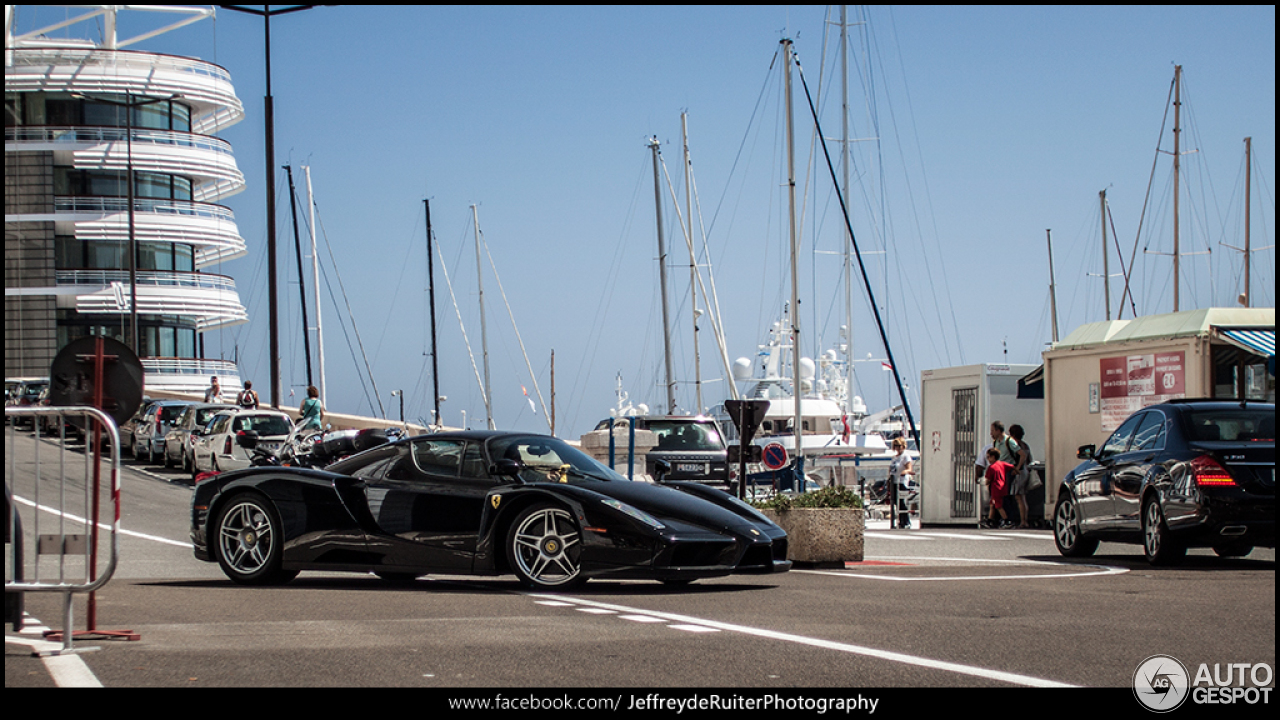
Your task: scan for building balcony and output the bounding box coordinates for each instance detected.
[5,46,244,135]
[53,269,249,331]
[141,357,241,396]
[5,126,245,201]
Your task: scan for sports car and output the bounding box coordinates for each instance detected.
[192,430,790,588]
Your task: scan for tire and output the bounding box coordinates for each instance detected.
[506,504,585,590]
[1143,496,1185,566]
[1053,492,1098,558]
[164,444,173,468]
[213,492,296,585]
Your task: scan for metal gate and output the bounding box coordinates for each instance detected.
[5,405,129,655]
[950,387,978,519]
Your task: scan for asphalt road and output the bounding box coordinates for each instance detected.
[6,428,1275,699]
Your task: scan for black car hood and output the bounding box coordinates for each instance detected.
[578,480,761,533]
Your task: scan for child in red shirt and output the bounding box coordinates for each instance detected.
[983,447,1015,529]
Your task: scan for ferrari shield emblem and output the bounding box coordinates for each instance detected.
[490,494,501,510]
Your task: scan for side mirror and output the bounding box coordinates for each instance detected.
[1076,444,1096,460]
[236,430,260,450]
[491,458,523,479]
[653,459,671,483]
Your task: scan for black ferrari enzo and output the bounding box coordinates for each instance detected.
[192,430,790,588]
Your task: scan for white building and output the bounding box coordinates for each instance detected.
[5,5,247,393]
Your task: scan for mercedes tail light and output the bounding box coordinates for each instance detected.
[1191,455,1236,487]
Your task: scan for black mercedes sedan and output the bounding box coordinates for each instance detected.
[192,430,790,588]
[1053,399,1274,565]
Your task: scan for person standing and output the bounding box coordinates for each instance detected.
[888,436,915,529]
[237,381,259,410]
[983,447,1016,529]
[203,376,221,403]
[1008,424,1033,528]
[299,385,324,431]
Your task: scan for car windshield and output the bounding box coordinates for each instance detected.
[649,421,723,451]
[487,435,629,483]
[1186,408,1275,442]
[159,405,185,423]
[233,414,292,436]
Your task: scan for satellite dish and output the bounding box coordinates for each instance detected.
[49,336,144,429]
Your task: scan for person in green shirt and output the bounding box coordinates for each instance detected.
[299,385,324,431]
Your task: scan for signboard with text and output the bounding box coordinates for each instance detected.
[1099,351,1185,430]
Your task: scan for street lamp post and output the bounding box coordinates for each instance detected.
[220,5,324,409]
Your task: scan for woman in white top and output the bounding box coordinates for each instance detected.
[888,436,914,529]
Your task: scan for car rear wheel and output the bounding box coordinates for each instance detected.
[1053,492,1098,558]
[507,504,585,590]
[214,492,296,585]
[1143,497,1185,566]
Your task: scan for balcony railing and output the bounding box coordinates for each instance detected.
[56,269,237,292]
[6,126,233,157]
[53,196,237,223]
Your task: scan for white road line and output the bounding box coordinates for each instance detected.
[5,618,103,688]
[529,593,1076,688]
[11,494,188,547]
[801,555,1129,582]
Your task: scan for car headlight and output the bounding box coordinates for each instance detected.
[601,499,666,530]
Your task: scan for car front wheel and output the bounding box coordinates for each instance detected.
[1143,496,1185,566]
[1053,492,1098,558]
[507,504,585,590]
[214,492,296,585]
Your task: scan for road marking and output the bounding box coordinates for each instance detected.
[5,615,103,688]
[11,494,188,547]
[799,555,1129,582]
[528,593,1076,688]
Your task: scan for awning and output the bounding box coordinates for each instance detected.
[1017,364,1044,399]
[1215,328,1275,357]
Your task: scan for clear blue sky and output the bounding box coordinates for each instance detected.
[16,5,1276,438]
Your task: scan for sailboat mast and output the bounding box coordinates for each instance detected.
[425,198,440,425]
[1172,64,1182,312]
[304,165,325,406]
[1047,229,1059,342]
[649,136,677,414]
[284,164,313,387]
[1101,189,1110,320]
[1243,136,1252,307]
[683,112,703,414]
[472,204,494,429]
[840,5,855,415]
[784,38,802,458]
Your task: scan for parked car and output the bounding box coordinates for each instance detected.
[1053,399,1274,565]
[192,430,791,588]
[191,409,293,477]
[131,400,190,464]
[5,377,48,427]
[164,403,235,471]
[593,415,730,486]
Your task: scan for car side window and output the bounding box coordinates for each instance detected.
[1131,411,1166,451]
[384,438,466,482]
[1101,413,1144,458]
[461,442,487,480]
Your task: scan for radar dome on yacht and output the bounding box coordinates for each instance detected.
[851,395,867,415]
[799,357,816,380]
[732,357,753,380]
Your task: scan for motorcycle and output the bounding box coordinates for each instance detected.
[239,424,404,469]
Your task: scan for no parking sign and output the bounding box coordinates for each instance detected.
[762,442,788,470]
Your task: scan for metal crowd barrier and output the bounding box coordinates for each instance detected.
[5,405,128,656]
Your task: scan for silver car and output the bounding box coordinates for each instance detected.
[131,400,190,464]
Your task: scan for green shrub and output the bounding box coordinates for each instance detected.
[751,484,863,511]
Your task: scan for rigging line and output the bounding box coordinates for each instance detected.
[705,47,780,241]
[1120,71,1176,319]
[314,242,372,412]
[794,44,918,442]
[658,152,739,402]
[480,238,552,432]
[314,207,385,419]
[1105,198,1139,318]
[686,151,738,402]
[433,229,488,415]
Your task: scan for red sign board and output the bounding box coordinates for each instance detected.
[762,442,788,470]
[1099,351,1186,430]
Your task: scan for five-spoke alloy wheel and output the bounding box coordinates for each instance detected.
[214,492,295,585]
[507,504,585,589]
[1143,496,1185,566]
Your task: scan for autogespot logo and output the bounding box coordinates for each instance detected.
[1134,655,1191,712]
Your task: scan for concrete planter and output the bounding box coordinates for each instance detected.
[763,507,864,566]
